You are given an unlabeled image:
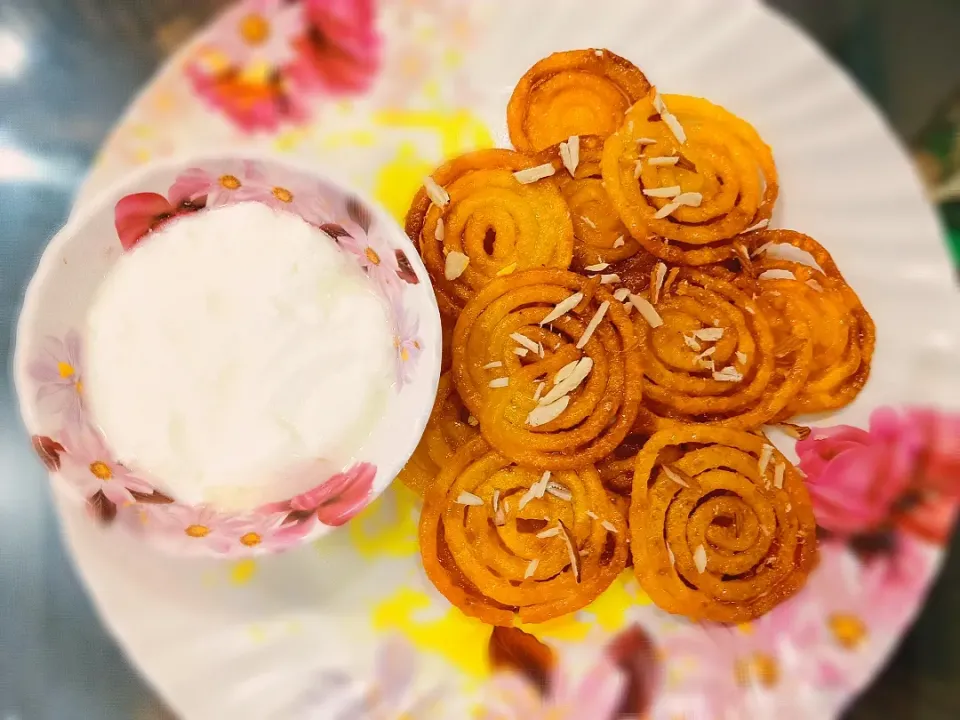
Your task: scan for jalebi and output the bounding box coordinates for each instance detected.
[452,269,643,469]
[419,436,629,625]
[405,149,574,317]
[508,49,651,153]
[601,89,778,265]
[631,425,818,623]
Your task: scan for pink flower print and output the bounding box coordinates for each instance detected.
[279,462,377,527]
[797,407,924,538]
[808,538,933,667]
[114,188,205,250]
[234,174,333,226]
[58,422,154,509]
[338,226,403,298]
[481,657,625,720]
[28,330,84,423]
[167,160,263,208]
[287,0,382,96]
[148,503,240,553]
[212,0,305,69]
[229,510,292,553]
[393,304,423,387]
[185,50,310,133]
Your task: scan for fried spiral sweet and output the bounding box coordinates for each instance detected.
[601,90,778,265]
[397,373,478,497]
[419,437,629,625]
[631,425,818,623]
[507,49,651,153]
[535,136,644,267]
[632,267,812,432]
[452,269,643,469]
[405,149,574,317]
[744,230,875,417]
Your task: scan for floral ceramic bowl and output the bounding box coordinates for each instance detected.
[14,153,442,557]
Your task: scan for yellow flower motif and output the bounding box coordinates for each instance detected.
[365,247,382,265]
[219,174,242,190]
[186,524,210,538]
[89,461,112,480]
[57,361,75,378]
[272,186,294,203]
[829,613,867,650]
[240,532,262,547]
[239,14,270,45]
[734,652,779,688]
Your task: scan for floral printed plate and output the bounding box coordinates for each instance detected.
[51,0,960,717]
[15,153,442,557]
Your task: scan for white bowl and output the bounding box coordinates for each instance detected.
[14,152,442,557]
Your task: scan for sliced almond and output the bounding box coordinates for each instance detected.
[580,215,597,229]
[467,415,479,427]
[777,422,811,440]
[601,520,618,534]
[599,274,620,285]
[662,465,691,488]
[488,377,509,388]
[576,301,610,349]
[494,506,506,526]
[693,327,724,342]
[541,358,593,405]
[752,241,773,258]
[774,462,785,489]
[434,217,445,242]
[559,135,580,176]
[637,137,657,146]
[526,396,570,427]
[693,544,707,574]
[492,489,500,513]
[653,201,681,219]
[675,192,703,207]
[629,294,663,328]
[524,558,540,579]
[514,347,529,357]
[540,292,584,326]
[742,219,770,234]
[643,186,681,198]
[510,332,540,354]
[613,287,631,302]
[633,159,644,179]
[794,467,807,479]
[533,382,545,403]
[696,347,716,361]
[667,546,676,566]
[584,263,609,273]
[546,482,572,501]
[586,510,599,520]
[613,236,626,248]
[444,251,469,280]
[758,444,774,475]
[652,262,667,304]
[518,471,551,511]
[537,526,560,539]
[558,520,581,583]
[423,177,450,207]
[648,156,680,166]
[456,491,483,506]
[483,361,503,369]
[736,351,748,364]
[713,367,743,382]
[683,335,702,352]
[514,163,556,184]
[554,360,580,386]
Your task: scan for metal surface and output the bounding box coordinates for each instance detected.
[0,1,958,718]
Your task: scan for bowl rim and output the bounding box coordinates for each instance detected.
[13,149,442,553]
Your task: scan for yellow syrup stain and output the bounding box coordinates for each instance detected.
[348,484,420,559]
[229,559,258,586]
[371,109,494,223]
[372,587,491,680]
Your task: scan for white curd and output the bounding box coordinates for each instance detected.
[83,202,395,510]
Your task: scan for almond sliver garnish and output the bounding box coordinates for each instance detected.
[758,444,774,475]
[629,294,663,328]
[488,377,509,388]
[742,219,770,234]
[693,327,724,342]
[559,135,580,176]
[576,301,609,349]
[601,520,618,534]
[653,201,681,219]
[533,382,545,402]
[675,192,702,207]
[423,177,449,207]
[540,357,593,405]
[584,263,609,272]
[540,292,583,326]
[558,520,581,583]
[652,262,667,304]
[518,471,551,510]
[456,491,483,506]
[613,287,631,302]
[482,361,503,369]
[434,217,445,242]
[513,163,556,184]
[662,465,691,488]
[683,335,702,351]
[643,186,681,198]
[537,526,560,539]
[554,360,580,386]
[613,236,625,248]
[647,156,679,166]
[510,332,540,354]
[774,462,785,489]
[526,395,570,427]
[546,482,572,501]
[444,251,469,280]
[694,544,707,573]
[524,558,540,579]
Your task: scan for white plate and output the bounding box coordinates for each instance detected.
[61,0,960,718]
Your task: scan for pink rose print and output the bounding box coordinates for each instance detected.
[287,0,382,95]
[797,408,924,537]
[167,160,262,208]
[58,422,155,519]
[295,462,376,526]
[28,330,84,424]
[114,188,206,250]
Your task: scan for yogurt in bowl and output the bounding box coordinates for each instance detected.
[15,154,442,556]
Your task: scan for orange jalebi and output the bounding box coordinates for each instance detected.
[419,436,629,625]
[534,136,645,267]
[631,265,812,432]
[631,425,818,623]
[601,89,778,265]
[741,230,875,417]
[452,269,643,469]
[508,49,651,153]
[397,373,478,497]
[405,149,574,317]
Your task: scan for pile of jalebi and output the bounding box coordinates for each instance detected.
[399,49,875,627]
